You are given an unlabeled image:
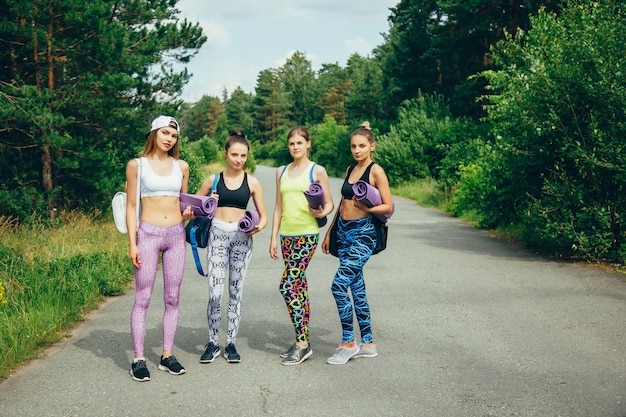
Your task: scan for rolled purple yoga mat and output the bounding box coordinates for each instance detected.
[303,183,328,227]
[238,209,260,233]
[352,180,394,224]
[180,193,218,218]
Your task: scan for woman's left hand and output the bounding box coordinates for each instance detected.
[308,204,325,219]
[352,198,370,213]
[181,205,195,221]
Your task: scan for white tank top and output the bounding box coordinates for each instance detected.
[139,157,182,198]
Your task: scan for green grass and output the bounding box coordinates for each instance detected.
[392,178,484,226]
[0,212,131,379]
[392,178,450,209]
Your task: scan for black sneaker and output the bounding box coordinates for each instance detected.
[130,359,151,382]
[158,355,186,375]
[223,343,241,363]
[200,342,220,363]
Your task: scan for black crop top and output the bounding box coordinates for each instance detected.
[341,162,375,199]
[216,172,250,209]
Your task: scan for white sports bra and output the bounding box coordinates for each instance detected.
[139,157,182,198]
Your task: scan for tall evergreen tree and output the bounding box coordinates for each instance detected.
[278,51,316,125]
[314,63,350,125]
[344,53,385,127]
[0,0,205,219]
[378,0,562,119]
[179,95,225,141]
[252,69,289,143]
[225,87,254,134]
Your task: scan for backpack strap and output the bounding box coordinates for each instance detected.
[134,158,142,234]
[279,164,289,180]
[190,174,218,276]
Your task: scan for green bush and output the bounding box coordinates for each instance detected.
[310,116,352,176]
[480,0,626,261]
[376,93,474,186]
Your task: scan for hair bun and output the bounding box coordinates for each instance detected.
[361,121,371,130]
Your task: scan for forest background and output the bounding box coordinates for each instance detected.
[1,0,625,377]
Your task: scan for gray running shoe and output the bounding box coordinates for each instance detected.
[282,344,312,366]
[353,343,378,358]
[326,344,359,365]
[280,343,296,358]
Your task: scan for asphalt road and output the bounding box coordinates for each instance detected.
[1,165,625,417]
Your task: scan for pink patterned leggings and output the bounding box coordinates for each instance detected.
[131,221,186,357]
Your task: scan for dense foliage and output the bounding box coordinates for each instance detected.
[479,0,626,261]
[2,0,625,264]
[0,0,206,220]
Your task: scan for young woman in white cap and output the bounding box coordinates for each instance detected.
[125,115,192,382]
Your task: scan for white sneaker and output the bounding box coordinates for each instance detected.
[326,344,359,365]
[353,343,378,358]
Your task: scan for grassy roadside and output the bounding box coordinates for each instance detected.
[0,161,225,380]
[0,212,131,380]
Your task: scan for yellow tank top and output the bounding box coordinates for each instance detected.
[280,162,319,236]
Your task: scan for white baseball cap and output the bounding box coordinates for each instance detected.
[150,115,180,134]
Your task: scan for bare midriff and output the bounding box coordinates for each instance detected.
[340,198,368,221]
[213,206,246,224]
[140,196,183,227]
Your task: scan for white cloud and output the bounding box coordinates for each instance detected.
[202,21,229,46]
[345,37,375,56]
[176,0,397,102]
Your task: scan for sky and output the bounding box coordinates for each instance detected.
[175,0,398,102]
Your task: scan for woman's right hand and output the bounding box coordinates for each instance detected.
[269,238,278,260]
[321,232,330,254]
[130,244,141,268]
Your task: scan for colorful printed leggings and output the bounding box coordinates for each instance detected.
[331,216,376,344]
[206,219,253,345]
[279,234,319,342]
[131,221,186,357]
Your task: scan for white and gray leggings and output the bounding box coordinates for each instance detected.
[206,218,253,345]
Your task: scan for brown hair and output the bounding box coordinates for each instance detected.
[224,129,249,151]
[143,129,180,159]
[351,121,375,144]
[287,125,311,142]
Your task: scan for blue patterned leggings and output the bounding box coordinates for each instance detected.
[279,234,318,342]
[206,219,253,345]
[331,216,376,344]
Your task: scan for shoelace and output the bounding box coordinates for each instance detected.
[164,355,180,368]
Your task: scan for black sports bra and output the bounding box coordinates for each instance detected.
[216,172,250,209]
[341,162,375,199]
